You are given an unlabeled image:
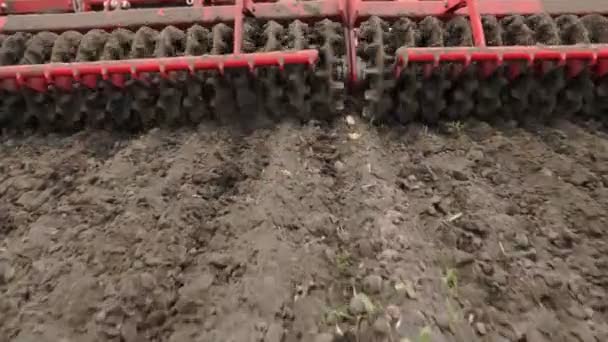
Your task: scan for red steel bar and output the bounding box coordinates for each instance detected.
[0,7,236,33]
[398,46,608,64]
[465,0,484,47]
[233,0,243,53]
[0,50,318,79]
[1,0,607,32]
[1,0,608,90]
[0,0,343,33]
[350,0,608,23]
[444,0,466,13]
[397,45,608,77]
[0,50,318,91]
[0,0,74,14]
[86,0,189,6]
[0,0,191,14]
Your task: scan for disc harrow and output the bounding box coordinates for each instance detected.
[0,19,345,131]
[0,0,608,132]
[357,11,608,124]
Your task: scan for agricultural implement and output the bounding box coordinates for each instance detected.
[0,0,607,131]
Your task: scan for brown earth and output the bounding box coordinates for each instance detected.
[0,117,607,342]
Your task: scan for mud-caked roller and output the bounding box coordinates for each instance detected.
[0,0,607,131]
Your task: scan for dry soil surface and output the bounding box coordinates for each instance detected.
[1,118,608,342]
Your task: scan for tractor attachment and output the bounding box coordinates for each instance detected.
[0,0,607,131]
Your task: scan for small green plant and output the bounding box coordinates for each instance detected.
[417,326,432,342]
[323,305,354,325]
[443,268,458,291]
[445,297,461,331]
[335,250,353,274]
[349,291,383,342]
[353,292,377,316]
[446,121,464,135]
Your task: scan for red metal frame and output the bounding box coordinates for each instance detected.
[1,0,608,95]
[0,0,192,14]
[0,0,344,16]
[347,0,608,82]
[0,1,344,33]
[397,45,608,78]
[0,0,345,93]
[0,50,318,91]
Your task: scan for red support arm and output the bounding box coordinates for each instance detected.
[465,0,485,47]
[397,45,608,77]
[233,0,244,53]
[399,46,608,64]
[0,50,319,91]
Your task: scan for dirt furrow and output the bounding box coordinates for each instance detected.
[534,120,608,202]
[431,122,608,341]
[1,118,608,342]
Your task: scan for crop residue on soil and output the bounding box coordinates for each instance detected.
[1,118,608,342]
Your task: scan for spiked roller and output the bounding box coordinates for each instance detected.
[0,0,607,132]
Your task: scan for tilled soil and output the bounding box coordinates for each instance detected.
[1,118,608,342]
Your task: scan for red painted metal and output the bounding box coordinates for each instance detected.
[0,0,347,16]
[465,0,484,47]
[348,0,608,24]
[0,0,191,14]
[0,7,233,33]
[0,0,74,15]
[1,0,608,98]
[2,1,605,34]
[398,46,608,65]
[444,0,467,13]
[3,0,603,18]
[233,0,243,53]
[347,0,608,82]
[397,45,608,78]
[86,0,189,7]
[0,50,318,91]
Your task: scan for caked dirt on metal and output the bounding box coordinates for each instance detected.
[0,118,607,342]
